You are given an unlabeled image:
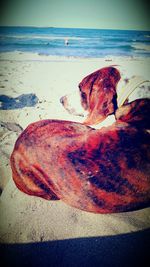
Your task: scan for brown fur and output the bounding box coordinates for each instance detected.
[78,66,120,125]
[10,67,150,213]
[10,120,150,213]
[115,98,150,129]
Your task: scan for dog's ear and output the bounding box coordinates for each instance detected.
[81,67,120,125]
[79,70,101,110]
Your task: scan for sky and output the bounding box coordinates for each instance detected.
[1,0,150,30]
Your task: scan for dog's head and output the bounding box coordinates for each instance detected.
[60,66,121,125]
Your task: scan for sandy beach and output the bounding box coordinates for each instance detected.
[0,51,150,245]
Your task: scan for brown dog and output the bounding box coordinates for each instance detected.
[10,66,150,213]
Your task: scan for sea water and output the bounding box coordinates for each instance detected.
[0,27,150,58]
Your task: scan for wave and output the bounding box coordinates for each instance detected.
[0,34,87,41]
[1,34,150,43]
[131,43,150,52]
[0,40,134,50]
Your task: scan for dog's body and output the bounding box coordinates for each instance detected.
[10,66,150,213]
[11,119,150,213]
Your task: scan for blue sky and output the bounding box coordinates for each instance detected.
[1,0,149,30]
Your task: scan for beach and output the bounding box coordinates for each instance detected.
[0,51,150,245]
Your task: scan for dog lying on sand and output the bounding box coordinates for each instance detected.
[10,66,150,213]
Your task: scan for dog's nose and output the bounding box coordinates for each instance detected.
[60,96,65,105]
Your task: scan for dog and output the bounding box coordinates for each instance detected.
[10,66,150,213]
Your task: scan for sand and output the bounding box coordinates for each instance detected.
[0,51,150,244]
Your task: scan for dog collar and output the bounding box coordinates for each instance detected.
[117,76,149,107]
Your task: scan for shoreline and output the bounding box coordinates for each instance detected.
[0,50,150,62]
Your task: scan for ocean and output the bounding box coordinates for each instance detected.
[0,27,150,58]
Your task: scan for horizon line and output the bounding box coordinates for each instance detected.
[0,25,149,32]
